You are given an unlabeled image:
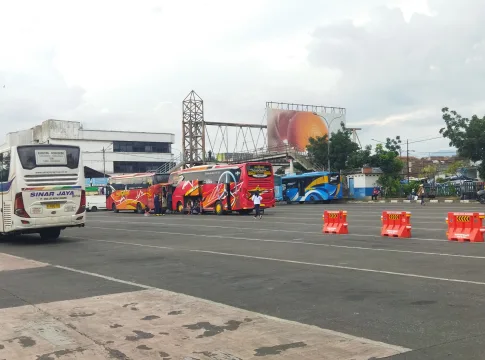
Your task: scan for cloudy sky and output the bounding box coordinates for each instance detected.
[0,0,483,157]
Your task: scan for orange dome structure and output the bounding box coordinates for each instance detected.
[286,112,328,151]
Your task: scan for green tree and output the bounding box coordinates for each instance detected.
[306,122,360,171]
[419,164,437,179]
[384,136,402,155]
[446,160,466,176]
[374,138,404,196]
[346,145,379,170]
[440,108,485,176]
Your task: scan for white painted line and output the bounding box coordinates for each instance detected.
[89,223,448,242]
[67,234,485,260]
[90,214,448,226]
[55,265,155,290]
[189,250,485,286]
[53,264,410,354]
[64,235,485,287]
[89,219,447,239]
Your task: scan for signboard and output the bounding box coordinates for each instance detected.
[267,108,346,151]
[35,149,67,166]
[247,164,272,178]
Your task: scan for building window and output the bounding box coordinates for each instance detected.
[113,141,171,153]
[113,161,175,173]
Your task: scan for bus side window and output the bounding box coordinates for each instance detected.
[0,151,11,183]
[329,174,340,185]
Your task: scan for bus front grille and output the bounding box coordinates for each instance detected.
[24,174,79,187]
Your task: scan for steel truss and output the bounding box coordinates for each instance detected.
[266,101,346,116]
[204,121,267,162]
[182,90,205,168]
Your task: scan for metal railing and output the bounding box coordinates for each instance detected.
[211,145,318,170]
[151,153,184,174]
[379,181,485,200]
[424,182,484,199]
[150,146,320,174]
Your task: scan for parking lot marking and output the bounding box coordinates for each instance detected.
[89,220,448,242]
[66,233,485,286]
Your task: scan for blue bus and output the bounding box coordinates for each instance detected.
[274,175,283,201]
[277,171,342,203]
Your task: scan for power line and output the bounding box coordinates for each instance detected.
[408,136,443,145]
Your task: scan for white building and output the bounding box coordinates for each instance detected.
[3,119,175,175]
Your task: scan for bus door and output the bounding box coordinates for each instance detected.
[298,179,306,197]
[225,182,232,211]
[197,181,204,210]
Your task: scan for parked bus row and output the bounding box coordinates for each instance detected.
[105,162,276,215]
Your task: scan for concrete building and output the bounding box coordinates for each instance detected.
[2,119,175,175]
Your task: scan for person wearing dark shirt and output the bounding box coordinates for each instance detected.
[154,192,161,216]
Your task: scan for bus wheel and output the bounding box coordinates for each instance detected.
[112,204,119,213]
[136,203,143,214]
[215,201,224,215]
[40,228,61,241]
[177,201,184,213]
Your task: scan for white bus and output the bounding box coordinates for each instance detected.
[0,144,86,240]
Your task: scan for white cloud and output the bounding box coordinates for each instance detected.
[0,0,483,157]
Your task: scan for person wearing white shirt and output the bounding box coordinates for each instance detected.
[251,191,263,219]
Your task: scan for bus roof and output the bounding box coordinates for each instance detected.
[110,172,156,179]
[173,162,272,174]
[282,171,339,179]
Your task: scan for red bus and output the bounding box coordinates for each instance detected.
[106,172,170,213]
[169,162,275,215]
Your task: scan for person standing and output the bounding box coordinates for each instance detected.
[251,191,263,219]
[154,192,161,215]
[161,191,168,216]
[167,189,173,214]
[417,184,425,206]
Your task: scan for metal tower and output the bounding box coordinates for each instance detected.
[182,90,205,167]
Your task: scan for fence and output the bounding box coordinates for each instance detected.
[424,182,484,200]
[373,181,484,200]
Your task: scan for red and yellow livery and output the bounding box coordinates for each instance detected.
[170,162,275,215]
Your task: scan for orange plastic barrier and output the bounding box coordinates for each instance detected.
[446,212,485,242]
[381,211,412,238]
[322,210,348,234]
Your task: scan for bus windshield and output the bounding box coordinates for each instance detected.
[17,145,80,170]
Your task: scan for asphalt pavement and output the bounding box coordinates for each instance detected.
[2,202,485,359]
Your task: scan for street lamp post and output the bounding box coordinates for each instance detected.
[312,112,342,172]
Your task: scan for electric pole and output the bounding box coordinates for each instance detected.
[406,139,410,183]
